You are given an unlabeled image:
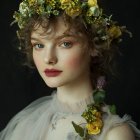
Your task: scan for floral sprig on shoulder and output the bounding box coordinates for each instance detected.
[12,0,132,45]
[72,76,116,139]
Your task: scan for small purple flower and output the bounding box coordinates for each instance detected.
[97,76,106,89]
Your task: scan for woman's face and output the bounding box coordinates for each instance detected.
[31,18,91,88]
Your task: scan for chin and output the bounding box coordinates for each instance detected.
[42,75,70,88]
[47,84,58,88]
[44,80,64,88]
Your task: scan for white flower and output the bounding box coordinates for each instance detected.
[89,6,100,17]
[19,2,30,17]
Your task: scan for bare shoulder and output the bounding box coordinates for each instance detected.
[106,123,135,140]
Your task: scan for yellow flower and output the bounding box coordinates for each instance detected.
[60,0,74,10]
[46,0,56,8]
[88,0,98,7]
[91,109,101,117]
[65,6,82,17]
[28,0,37,6]
[108,26,122,39]
[37,6,44,14]
[86,119,103,135]
[91,109,97,115]
[95,111,102,118]
[60,0,72,5]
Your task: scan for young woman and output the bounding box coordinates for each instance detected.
[0,0,140,140]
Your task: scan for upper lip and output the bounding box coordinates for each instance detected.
[44,68,62,72]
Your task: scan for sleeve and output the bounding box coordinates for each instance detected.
[97,105,140,140]
[0,95,53,140]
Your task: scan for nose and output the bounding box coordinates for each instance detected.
[43,46,58,65]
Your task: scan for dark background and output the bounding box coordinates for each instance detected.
[0,0,140,131]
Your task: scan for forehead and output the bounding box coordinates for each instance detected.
[31,17,84,40]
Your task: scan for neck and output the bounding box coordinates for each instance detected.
[57,76,94,105]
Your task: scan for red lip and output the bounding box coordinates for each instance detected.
[44,69,62,77]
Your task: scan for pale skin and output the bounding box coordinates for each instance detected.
[31,17,135,140]
[31,17,93,106]
[106,123,135,140]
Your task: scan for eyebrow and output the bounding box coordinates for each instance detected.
[55,33,76,40]
[31,37,40,41]
[31,33,77,42]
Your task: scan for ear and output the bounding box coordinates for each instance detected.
[90,48,99,57]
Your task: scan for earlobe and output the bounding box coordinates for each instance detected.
[90,49,99,57]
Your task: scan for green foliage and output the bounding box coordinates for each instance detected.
[109,104,117,114]
[72,121,84,137]
[93,89,106,104]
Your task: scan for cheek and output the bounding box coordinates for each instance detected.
[33,53,38,66]
[33,53,42,69]
[65,54,84,69]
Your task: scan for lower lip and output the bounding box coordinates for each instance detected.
[44,71,62,77]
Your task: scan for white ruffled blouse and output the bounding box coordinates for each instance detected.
[0,91,140,140]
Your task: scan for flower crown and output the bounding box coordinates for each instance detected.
[12,0,131,44]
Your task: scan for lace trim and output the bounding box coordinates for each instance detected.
[50,91,94,114]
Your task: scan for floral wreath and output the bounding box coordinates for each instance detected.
[12,0,132,45]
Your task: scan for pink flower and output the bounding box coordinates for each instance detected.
[97,76,106,89]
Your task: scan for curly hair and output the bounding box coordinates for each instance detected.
[17,13,120,88]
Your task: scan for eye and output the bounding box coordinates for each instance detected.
[32,43,44,50]
[60,41,73,48]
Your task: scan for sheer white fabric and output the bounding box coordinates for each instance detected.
[0,91,140,140]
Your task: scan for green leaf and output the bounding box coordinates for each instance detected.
[93,89,106,104]
[72,121,84,137]
[109,104,116,114]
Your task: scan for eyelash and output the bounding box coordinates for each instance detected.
[59,41,73,48]
[31,40,75,50]
[32,43,44,50]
